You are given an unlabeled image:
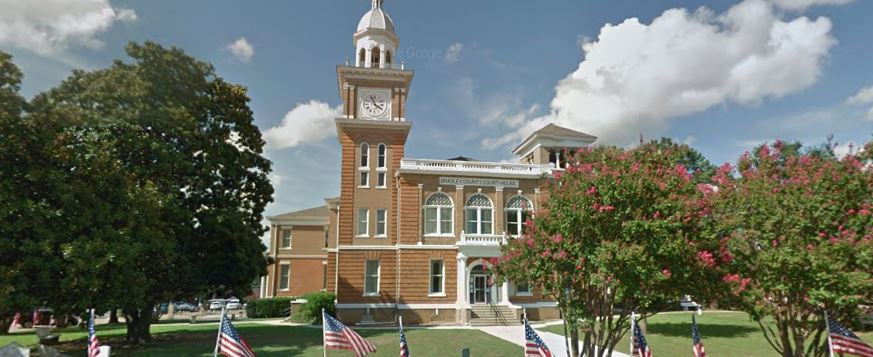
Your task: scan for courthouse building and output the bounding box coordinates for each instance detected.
[262,0,597,325]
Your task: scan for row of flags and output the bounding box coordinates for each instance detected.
[79,307,872,357]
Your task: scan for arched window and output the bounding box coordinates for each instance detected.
[376,144,387,187]
[358,48,366,67]
[385,50,392,67]
[359,143,369,187]
[505,195,533,236]
[360,143,369,167]
[465,193,493,235]
[424,192,453,235]
[371,47,381,68]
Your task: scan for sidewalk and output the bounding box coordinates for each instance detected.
[476,323,630,357]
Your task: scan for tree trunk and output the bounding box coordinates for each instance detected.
[0,315,13,335]
[109,309,119,324]
[123,305,154,344]
[569,323,580,357]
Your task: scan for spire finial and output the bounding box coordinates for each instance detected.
[372,0,383,9]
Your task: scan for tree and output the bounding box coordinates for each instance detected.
[708,141,873,357]
[494,143,719,357]
[0,43,273,342]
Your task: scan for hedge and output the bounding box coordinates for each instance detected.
[299,292,336,324]
[246,297,293,318]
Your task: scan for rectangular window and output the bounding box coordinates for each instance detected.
[357,208,369,236]
[424,207,437,234]
[378,145,386,168]
[465,208,477,234]
[281,229,292,248]
[359,171,369,187]
[481,209,493,234]
[440,207,453,234]
[516,281,532,295]
[364,260,380,295]
[376,209,387,236]
[279,265,290,291]
[429,260,444,295]
[507,210,519,236]
[322,264,328,290]
[377,172,386,187]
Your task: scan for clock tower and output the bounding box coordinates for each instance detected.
[334,0,413,250]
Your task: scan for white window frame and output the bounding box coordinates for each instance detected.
[375,209,387,237]
[357,208,369,237]
[364,260,380,296]
[281,228,292,249]
[515,281,532,296]
[359,143,370,188]
[505,195,533,237]
[376,144,387,188]
[279,264,290,291]
[465,193,494,235]
[428,259,446,297]
[423,192,454,237]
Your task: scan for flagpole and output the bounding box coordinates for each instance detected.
[322,308,327,357]
[630,311,636,356]
[213,304,226,357]
[824,310,835,357]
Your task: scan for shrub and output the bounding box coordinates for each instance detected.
[300,292,336,324]
[246,297,293,318]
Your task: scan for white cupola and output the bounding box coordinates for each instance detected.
[353,0,399,69]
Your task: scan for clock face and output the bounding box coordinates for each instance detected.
[360,92,390,119]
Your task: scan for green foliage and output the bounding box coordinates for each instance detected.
[0,43,273,342]
[299,292,336,324]
[495,144,719,357]
[709,141,873,357]
[245,297,294,318]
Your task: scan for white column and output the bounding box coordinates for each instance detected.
[456,253,467,305]
[500,280,510,305]
[379,48,386,69]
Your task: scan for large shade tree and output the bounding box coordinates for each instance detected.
[707,141,873,357]
[495,142,720,357]
[0,43,273,342]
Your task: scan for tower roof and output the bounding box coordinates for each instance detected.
[356,0,395,35]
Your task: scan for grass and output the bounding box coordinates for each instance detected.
[1,321,522,356]
[540,311,873,357]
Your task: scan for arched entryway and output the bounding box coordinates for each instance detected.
[466,261,501,304]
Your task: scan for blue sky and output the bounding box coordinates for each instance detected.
[3,0,873,222]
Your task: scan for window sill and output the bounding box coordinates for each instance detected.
[374,235,388,238]
[427,293,446,298]
[515,293,533,297]
[356,234,370,238]
[375,186,388,189]
[357,186,370,189]
[423,234,455,238]
[362,293,379,297]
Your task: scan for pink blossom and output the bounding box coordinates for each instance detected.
[723,274,741,283]
[599,205,615,213]
[587,186,597,195]
[542,250,551,258]
[553,171,562,180]
[551,234,564,244]
[697,251,717,268]
[557,250,568,259]
[662,269,672,279]
[653,211,661,219]
[526,238,535,248]
[860,209,870,216]
[525,219,534,228]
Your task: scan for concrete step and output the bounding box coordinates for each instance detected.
[469,318,522,326]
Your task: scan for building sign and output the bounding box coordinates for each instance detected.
[439,177,519,188]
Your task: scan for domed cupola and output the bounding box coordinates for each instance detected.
[353,0,399,69]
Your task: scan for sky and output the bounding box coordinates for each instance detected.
[3,0,873,232]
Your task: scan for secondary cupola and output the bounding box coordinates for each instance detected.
[354,0,399,69]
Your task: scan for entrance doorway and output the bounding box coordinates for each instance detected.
[469,265,492,304]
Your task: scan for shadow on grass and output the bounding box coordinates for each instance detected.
[648,322,759,338]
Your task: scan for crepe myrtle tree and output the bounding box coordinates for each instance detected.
[707,141,873,357]
[493,143,721,357]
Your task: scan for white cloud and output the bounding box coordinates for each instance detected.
[268,173,284,188]
[484,0,837,148]
[832,141,858,159]
[767,0,853,11]
[226,37,255,62]
[847,85,873,121]
[263,100,341,150]
[445,43,463,63]
[0,0,136,55]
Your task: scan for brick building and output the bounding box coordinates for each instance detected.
[262,0,597,325]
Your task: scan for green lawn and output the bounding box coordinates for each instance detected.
[1,321,522,356]
[540,311,873,357]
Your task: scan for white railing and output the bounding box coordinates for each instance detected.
[400,159,551,176]
[458,231,507,246]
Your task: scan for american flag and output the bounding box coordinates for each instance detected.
[524,317,552,357]
[632,317,653,357]
[399,317,410,357]
[218,317,256,357]
[88,309,100,357]
[828,317,873,357]
[323,310,376,357]
[691,315,706,357]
